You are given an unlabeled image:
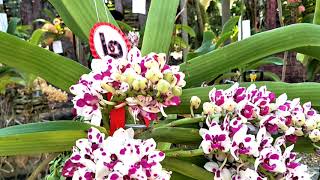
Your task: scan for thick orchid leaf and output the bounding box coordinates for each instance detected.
[141,0,180,55]
[181,24,320,87]
[166,82,320,114]
[247,56,284,70]
[48,0,117,41]
[137,127,201,144]
[0,121,107,156]
[0,32,90,91]
[162,158,213,180]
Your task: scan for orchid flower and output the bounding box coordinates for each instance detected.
[62,127,170,180]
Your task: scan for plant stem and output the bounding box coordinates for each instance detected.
[154,116,204,128]
[277,0,288,82]
[27,153,58,180]
[313,0,320,25]
[165,148,204,158]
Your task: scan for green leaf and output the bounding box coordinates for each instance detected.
[117,20,134,32]
[221,16,239,35]
[0,32,90,91]
[293,137,319,153]
[181,24,320,87]
[215,31,233,48]
[0,121,107,156]
[7,17,20,35]
[247,56,283,69]
[263,72,281,82]
[29,29,46,45]
[175,24,196,37]
[141,0,180,55]
[48,0,117,41]
[162,158,213,180]
[172,36,188,49]
[137,127,201,144]
[166,82,320,114]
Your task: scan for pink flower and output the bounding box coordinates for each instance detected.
[298,5,306,13]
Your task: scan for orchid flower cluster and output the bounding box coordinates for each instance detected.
[70,46,186,126]
[62,127,171,180]
[199,83,319,179]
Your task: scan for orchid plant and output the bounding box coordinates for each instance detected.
[0,0,320,179]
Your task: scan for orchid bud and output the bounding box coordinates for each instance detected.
[145,67,163,83]
[294,128,304,136]
[139,77,148,90]
[101,83,116,94]
[309,129,320,142]
[190,96,201,109]
[223,100,237,112]
[164,72,174,83]
[157,79,171,94]
[157,53,166,69]
[305,119,317,131]
[292,114,306,127]
[145,60,159,69]
[123,70,136,84]
[203,102,215,115]
[132,63,141,74]
[172,86,182,96]
[132,80,140,91]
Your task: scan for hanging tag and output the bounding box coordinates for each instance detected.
[238,19,251,41]
[132,0,146,15]
[52,40,63,54]
[89,22,131,60]
[0,13,8,32]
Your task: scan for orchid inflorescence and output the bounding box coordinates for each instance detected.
[62,127,171,180]
[199,83,319,179]
[70,46,186,127]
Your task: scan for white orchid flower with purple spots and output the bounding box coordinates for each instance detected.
[232,168,267,180]
[62,127,170,180]
[230,126,259,160]
[254,145,286,173]
[199,123,232,153]
[204,162,232,180]
[70,82,103,126]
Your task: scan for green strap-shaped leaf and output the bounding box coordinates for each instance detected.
[49,0,117,41]
[137,127,201,144]
[141,0,180,55]
[0,121,107,156]
[162,158,213,180]
[0,32,90,91]
[166,82,320,114]
[181,24,320,87]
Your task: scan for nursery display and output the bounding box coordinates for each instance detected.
[0,0,320,179]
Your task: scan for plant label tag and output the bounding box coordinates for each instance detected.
[132,0,146,15]
[53,40,63,54]
[0,13,8,32]
[89,23,131,60]
[238,19,251,41]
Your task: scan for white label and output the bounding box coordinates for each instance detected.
[132,0,146,15]
[0,13,8,32]
[53,40,63,54]
[238,19,251,41]
[92,24,129,59]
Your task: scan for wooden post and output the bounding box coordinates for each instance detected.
[221,0,230,26]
